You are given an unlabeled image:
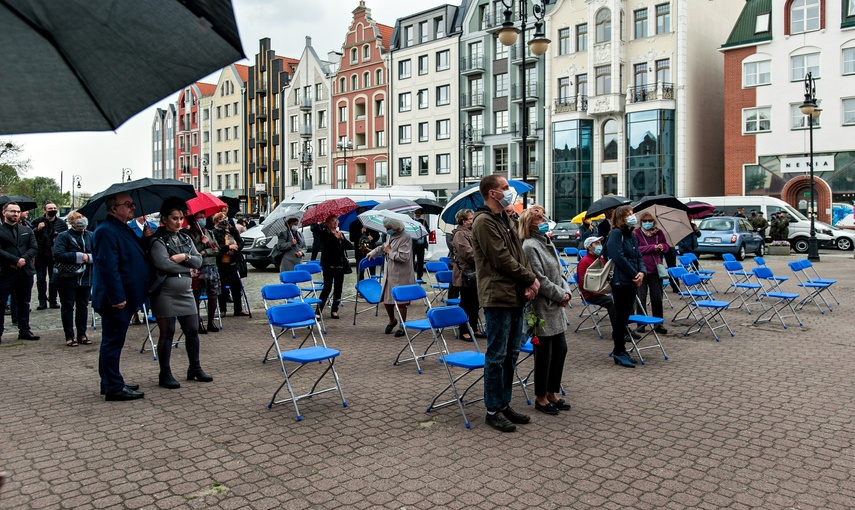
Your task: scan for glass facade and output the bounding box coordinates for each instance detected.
[552,119,593,221]
[626,110,675,200]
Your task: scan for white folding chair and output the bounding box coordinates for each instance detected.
[677,272,734,342]
[391,284,439,374]
[752,267,803,329]
[424,306,484,428]
[787,260,833,314]
[265,302,347,421]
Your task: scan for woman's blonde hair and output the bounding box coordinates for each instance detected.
[65,210,84,224]
[517,205,545,239]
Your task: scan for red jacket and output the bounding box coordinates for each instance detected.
[576,252,606,301]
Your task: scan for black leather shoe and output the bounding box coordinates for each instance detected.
[384,323,395,335]
[159,373,181,389]
[198,322,208,334]
[18,331,40,340]
[105,387,145,401]
[394,329,406,337]
[535,401,559,415]
[36,304,47,310]
[485,412,516,432]
[49,303,60,309]
[187,368,213,382]
[549,399,572,411]
[99,383,140,395]
[613,353,636,368]
[207,323,219,333]
[624,352,639,364]
[501,406,531,424]
[654,326,668,334]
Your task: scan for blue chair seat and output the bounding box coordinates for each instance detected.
[402,318,432,331]
[765,291,800,300]
[271,318,317,329]
[695,300,729,308]
[280,345,340,363]
[439,351,485,370]
[520,340,534,354]
[678,290,711,298]
[355,280,382,303]
[628,315,664,325]
[733,283,761,290]
[444,298,461,306]
[797,282,831,289]
[302,297,323,306]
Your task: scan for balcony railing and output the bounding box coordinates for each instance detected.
[460,93,485,109]
[626,82,675,104]
[462,128,485,146]
[460,56,485,74]
[511,82,539,101]
[511,122,540,139]
[464,165,485,178]
[511,161,541,178]
[299,125,312,138]
[553,95,588,113]
[298,96,312,110]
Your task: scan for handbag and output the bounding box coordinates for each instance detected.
[656,262,669,279]
[583,258,613,295]
[54,261,85,278]
[462,268,477,287]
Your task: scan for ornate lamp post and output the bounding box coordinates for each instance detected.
[71,175,82,208]
[300,142,313,190]
[336,139,353,189]
[202,157,209,191]
[498,0,550,209]
[799,72,822,262]
[122,167,133,182]
[459,123,474,191]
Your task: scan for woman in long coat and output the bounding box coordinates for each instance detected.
[52,210,94,346]
[451,208,480,341]
[367,217,415,337]
[276,216,306,272]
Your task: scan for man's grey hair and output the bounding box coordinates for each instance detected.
[383,217,404,233]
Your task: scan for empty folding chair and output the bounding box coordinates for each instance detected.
[352,260,384,325]
[423,261,449,298]
[685,252,716,278]
[722,261,762,314]
[788,260,833,314]
[668,266,710,324]
[752,256,789,291]
[390,284,439,374]
[722,253,736,262]
[677,272,734,341]
[678,255,718,293]
[294,262,325,295]
[431,270,454,304]
[424,306,484,428]
[439,256,453,270]
[279,270,327,333]
[797,259,839,304]
[265,302,347,421]
[722,256,754,293]
[574,297,608,339]
[752,267,803,329]
[623,295,669,364]
[260,283,308,362]
[563,247,579,258]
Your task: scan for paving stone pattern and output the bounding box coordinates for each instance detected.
[1,254,853,509]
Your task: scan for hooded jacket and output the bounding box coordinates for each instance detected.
[471,205,536,308]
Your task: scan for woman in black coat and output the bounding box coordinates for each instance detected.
[211,211,248,316]
[52,211,94,346]
[316,214,353,319]
[606,205,645,368]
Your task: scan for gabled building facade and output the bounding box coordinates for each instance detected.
[210,63,248,197]
[152,104,176,180]
[545,0,743,220]
[332,1,393,189]
[176,82,216,191]
[389,4,463,202]
[721,0,855,223]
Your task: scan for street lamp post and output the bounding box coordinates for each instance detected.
[122,167,133,182]
[336,139,353,189]
[459,123,474,191]
[799,72,822,262]
[202,157,209,191]
[301,142,314,191]
[498,0,550,209]
[71,175,82,208]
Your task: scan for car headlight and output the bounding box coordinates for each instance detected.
[253,236,272,248]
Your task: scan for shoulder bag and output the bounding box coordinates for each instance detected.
[583,258,613,294]
[54,234,86,278]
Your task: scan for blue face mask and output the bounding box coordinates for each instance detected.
[626,214,638,227]
[642,221,654,230]
[537,222,549,234]
[593,245,603,256]
[386,229,396,236]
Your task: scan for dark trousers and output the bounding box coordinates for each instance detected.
[98,306,134,394]
[58,284,90,340]
[483,307,524,411]
[584,294,617,331]
[310,240,321,260]
[533,332,567,397]
[156,315,202,376]
[413,245,426,279]
[457,285,480,331]
[35,256,57,306]
[318,267,345,313]
[217,264,243,314]
[636,273,664,320]
[0,271,34,335]
[611,284,637,356]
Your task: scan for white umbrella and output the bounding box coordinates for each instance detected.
[636,204,693,246]
[358,210,428,239]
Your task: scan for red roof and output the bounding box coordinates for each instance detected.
[196,82,217,97]
[275,55,300,74]
[376,23,393,51]
[234,64,249,83]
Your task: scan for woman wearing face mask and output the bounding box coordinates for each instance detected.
[316,214,353,320]
[275,217,305,272]
[147,198,211,388]
[451,208,481,341]
[187,211,221,334]
[633,212,669,334]
[211,212,248,317]
[52,211,94,347]
[606,205,645,368]
[519,206,573,415]
[367,217,415,336]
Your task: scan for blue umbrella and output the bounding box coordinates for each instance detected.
[339,200,379,230]
[439,179,533,233]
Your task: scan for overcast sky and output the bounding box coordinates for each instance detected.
[7,0,422,197]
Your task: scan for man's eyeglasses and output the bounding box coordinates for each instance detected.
[117,201,136,208]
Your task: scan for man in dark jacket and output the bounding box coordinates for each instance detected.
[92,193,148,401]
[472,174,539,433]
[0,202,40,342]
[31,201,67,309]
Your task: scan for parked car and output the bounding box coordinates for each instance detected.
[550,221,581,250]
[696,216,763,260]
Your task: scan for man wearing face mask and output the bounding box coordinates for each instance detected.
[471,174,540,433]
[52,211,94,346]
[576,236,618,333]
[0,202,40,343]
[32,201,67,310]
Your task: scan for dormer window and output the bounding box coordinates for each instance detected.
[755,13,770,33]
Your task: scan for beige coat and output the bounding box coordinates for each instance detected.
[368,232,415,304]
[451,225,474,288]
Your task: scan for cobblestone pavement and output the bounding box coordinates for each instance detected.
[1,253,854,509]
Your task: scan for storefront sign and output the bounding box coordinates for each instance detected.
[781,155,834,173]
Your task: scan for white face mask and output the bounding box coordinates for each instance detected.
[494,188,516,208]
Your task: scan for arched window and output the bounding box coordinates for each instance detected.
[351,74,358,90]
[376,69,383,85]
[350,47,358,63]
[602,119,618,161]
[363,44,370,60]
[790,0,820,34]
[596,8,612,43]
[339,77,346,93]
[363,71,370,88]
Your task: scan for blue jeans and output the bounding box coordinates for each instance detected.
[483,307,525,411]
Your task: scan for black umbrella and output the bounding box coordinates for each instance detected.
[218,195,241,219]
[78,178,196,221]
[0,195,37,211]
[414,198,443,215]
[0,0,244,134]
[585,195,631,218]
[633,194,689,213]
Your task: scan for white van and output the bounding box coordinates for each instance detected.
[682,196,855,253]
[242,186,448,269]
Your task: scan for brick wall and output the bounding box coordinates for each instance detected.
[723,46,757,196]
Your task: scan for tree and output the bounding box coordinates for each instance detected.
[0,140,29,195]
[8,177,68,211]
